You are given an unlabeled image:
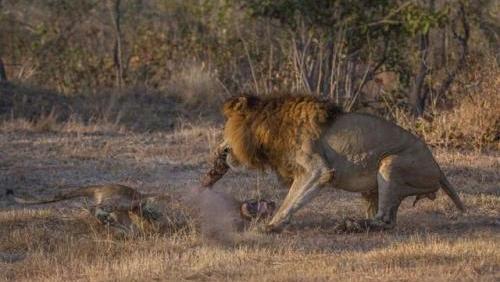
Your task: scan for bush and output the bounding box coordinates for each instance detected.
[395,62,499,151]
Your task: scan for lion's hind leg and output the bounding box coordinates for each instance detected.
[342,154,440,232]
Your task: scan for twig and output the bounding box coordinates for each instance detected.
[237,24,260,95]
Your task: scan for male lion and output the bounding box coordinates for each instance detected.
[214,95,465,233]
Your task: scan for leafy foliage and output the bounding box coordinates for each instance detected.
[0,0,496,112]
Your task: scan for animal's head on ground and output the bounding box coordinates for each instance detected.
[240,199,276,221]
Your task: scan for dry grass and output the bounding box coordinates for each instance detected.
[0,115,127,135]
[420,64,499,150]
[167,64,229,111]
[0,124,498,281]
[392,62,500,151]
[0,80,224,133]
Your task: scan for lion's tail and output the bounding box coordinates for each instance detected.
[439,173,466,212]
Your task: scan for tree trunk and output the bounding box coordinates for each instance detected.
[435,2,469,100]
[109,0,123,89]
[409,32,430,117]
[0,58,7,81]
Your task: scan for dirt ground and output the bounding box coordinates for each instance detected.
[0,127,499,281]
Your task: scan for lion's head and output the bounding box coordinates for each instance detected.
[222,94,342,182]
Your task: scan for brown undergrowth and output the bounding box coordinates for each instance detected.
[392,62,499,151]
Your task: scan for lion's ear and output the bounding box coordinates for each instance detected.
[223,96,260,115]
[235,96,260,111]
[233,97,249,111]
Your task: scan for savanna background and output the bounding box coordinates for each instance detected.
[0,0,498,281]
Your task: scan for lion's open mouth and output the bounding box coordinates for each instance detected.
[240,199,276,221]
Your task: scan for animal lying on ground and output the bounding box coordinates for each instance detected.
[12,184,164,234]
[207,94,465,233]
[12,184,276,234]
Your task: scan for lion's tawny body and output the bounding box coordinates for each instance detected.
[323,113,435,192]
[219,95,465,232]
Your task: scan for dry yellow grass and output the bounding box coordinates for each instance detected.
[0,123,499,281]
[393,62,500,151]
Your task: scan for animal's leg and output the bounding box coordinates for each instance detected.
[114,211,133,226]
[106,211,138,236]
[266,174,319,232]
[266,152,333,232]
[368,172,403,230]
[336,173,403,233]
[361,191,378,219]
[94,207,135,235]
[353,155,435,231]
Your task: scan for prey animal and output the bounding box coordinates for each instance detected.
[12,184,164,234]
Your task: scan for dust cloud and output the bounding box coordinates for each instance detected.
[182,186,243,244]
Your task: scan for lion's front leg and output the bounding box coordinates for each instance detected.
[266,152,334,233]
[266,174,319,232]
